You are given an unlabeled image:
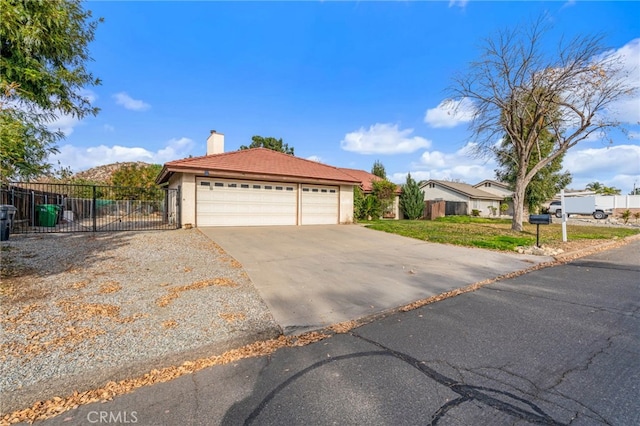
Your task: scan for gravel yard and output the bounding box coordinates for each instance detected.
[0,229,279,414]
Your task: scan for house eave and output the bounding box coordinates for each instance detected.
[158,165,358,186]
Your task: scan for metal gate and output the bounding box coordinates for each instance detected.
[1,182,180,233]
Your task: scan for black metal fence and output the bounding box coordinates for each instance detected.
[1,182,180,233]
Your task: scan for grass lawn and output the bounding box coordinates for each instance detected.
[364,216,640,252]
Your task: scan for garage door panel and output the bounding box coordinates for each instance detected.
[301,185,338,225]
[197,178,297,226]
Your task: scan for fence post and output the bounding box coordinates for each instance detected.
[177,185,182,229]
[31,190,35,227]
[92,186,97,232]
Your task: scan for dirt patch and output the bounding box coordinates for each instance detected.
[98,281,121,294]
[0,230,278,416]
[219,312,246,323]
[155,278,238,307]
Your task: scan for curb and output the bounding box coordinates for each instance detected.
[0,326,281,417]
[553,233,640,262]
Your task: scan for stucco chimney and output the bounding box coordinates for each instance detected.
[206,130,224,155]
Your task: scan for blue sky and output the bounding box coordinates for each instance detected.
[50,1,640,193]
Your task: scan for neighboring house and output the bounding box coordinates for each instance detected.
[419,180,504,217]
[156,131,359,227]
[338,168,402,219]
[473,180,513,215]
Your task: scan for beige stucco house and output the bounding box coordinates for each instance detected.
[156,131,359,227]
[473,180,514,215]
[419,180,504,217]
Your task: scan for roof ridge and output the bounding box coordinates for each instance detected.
[166,148,255,165]
[423,179,502,199]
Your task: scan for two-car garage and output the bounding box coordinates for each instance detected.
[195,178,340,227]
[157,145,359,228]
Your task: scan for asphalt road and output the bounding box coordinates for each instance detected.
[40,240,640,426]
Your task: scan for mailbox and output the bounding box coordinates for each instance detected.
[529,214,552,225]
[528,214,552,248]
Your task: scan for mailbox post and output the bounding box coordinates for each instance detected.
[529,214,552,247]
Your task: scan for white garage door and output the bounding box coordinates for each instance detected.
[301,185,339,225]
[197,178,297,226]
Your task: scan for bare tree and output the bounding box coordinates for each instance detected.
[450,17,635,231]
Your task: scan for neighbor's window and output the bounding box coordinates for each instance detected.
[265,185,272,190]
[276,186,283,191]
[241,184,249,189]
[253,185,261,189]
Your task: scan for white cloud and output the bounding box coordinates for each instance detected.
[341,123,431,154]
[36,90,97,136]
[424,98,476,128]
[563,144,640,175]
[306,155,323,163]
[389,142,496,184]
[103,124,115,132]
[49,137,195,172]
[113,92,151,111]
[47,114,80,136]
[606,174,640,194]
[448,0,468,9]
[601,38,640,124]
[629,131,640,140]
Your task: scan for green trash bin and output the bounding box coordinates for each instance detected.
[37,204,60,227]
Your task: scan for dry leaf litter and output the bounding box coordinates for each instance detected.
[0,229,278,416]
[1,229,636,424]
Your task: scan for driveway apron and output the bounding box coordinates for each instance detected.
[199,225,551,334]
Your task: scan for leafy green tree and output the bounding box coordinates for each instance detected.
[586,181,621,195]
[496,128,572,214]
[353,186,365,221]
[450,17,635,231]
[353,186,381,221]
[372,179,397,217]
[0,0,102,182]
[371,160,386,179]
[399,173,425,220]
[240,136,294,155]
[111,163,163,200]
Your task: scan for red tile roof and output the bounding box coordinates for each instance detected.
[338,167,402,194]
[338,168,382,192]
[157,148,360,184]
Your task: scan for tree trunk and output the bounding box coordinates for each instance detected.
[511,177,527,232]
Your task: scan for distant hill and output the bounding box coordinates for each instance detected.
[73,162,153,184]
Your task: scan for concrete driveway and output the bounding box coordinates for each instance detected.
[200,225,552,334]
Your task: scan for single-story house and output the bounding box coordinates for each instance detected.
[156,131,360,227]
[419,180,504,217]
[338,168,403,219]
[473,180,513,215]
[473,180,512,198]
